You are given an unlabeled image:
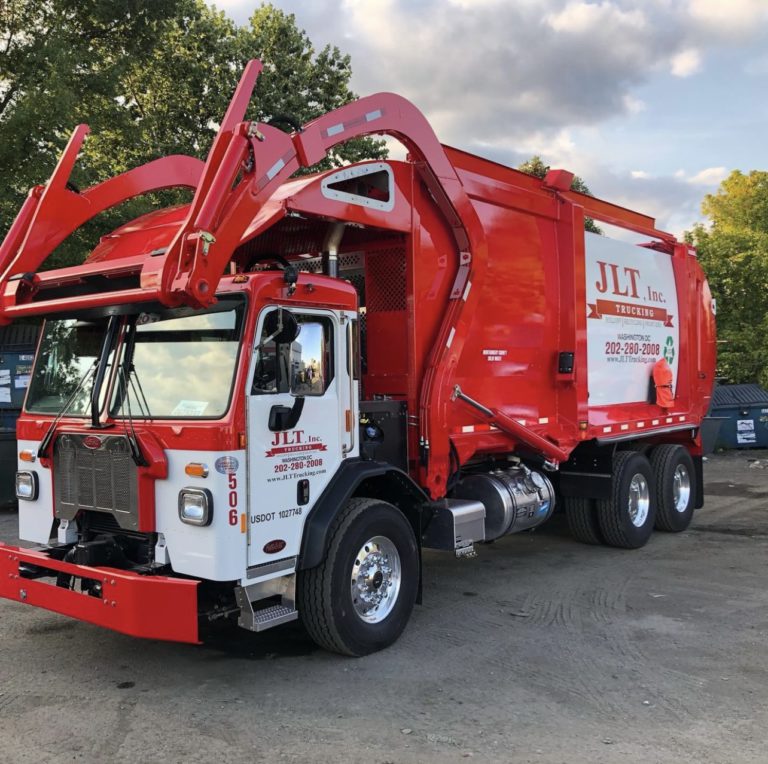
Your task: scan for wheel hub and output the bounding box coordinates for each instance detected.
[628,473,650,527]
[351,536,402,623]
[673,464,691,513]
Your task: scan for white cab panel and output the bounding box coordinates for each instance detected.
[155,448,247,581]
[16,439,54,544]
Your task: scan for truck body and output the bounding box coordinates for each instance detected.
[0,61,716,655]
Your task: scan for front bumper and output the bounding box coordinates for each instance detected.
[0,543,200,643]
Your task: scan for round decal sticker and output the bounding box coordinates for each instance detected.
[215,456,239,475]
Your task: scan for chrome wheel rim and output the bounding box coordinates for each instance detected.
[351,536,401,623]
[628,473,650,527]
[673,464,691,513]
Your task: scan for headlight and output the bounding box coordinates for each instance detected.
[16,471,38,501]
[178,488,213,526]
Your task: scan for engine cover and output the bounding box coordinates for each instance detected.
[451,466,555,541]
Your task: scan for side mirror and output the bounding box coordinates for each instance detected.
[268,398,305,432]
[263,309,299,345]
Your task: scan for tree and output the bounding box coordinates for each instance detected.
[0,1,184,260]
[689,170,768,386]
[701,171,768,235]
[0,1,385,268]
[517,155,602,234]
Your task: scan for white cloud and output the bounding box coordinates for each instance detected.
[631,170,650,179]
[587,168,707,237]
[670,48,702,77]
[513,129,577,160]
[688,166,728,186]
[688,0,768,39]
[545,2,646,35]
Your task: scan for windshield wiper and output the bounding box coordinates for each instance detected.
[37,362,97,459]
[116,320,148,467]
[128,361,152,420]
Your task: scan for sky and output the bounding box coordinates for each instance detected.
[212,0,768,236]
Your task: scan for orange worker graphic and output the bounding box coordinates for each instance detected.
[653,358,674,408]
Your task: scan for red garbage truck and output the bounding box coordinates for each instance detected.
[0,60,716,655]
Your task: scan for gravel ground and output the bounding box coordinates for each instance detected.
[1,449,768,763]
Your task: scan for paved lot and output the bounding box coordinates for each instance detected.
[1,450,768,763]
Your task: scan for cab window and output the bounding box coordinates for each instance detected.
[252,311,334,396]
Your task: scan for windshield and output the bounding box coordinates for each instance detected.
[26,319,114,415]
[25,298,245,419]
[113,299,245,418]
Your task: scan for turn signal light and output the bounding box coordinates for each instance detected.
[19,449,36,463]
[184,462,209,478]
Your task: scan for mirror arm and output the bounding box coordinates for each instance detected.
[256,306,284,351]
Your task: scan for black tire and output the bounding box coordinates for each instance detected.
[564,496,603,545]
[297,497,418,656]
[597,451,656,549]
[650,445,695,532]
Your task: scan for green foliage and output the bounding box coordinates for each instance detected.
[691,170,768,386]
[701,171,768,235]
[0,0,183,265]
[517,155,602,234]
[0,1,386,268]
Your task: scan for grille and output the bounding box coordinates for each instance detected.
[54,434,139,530]
[365,246,406,312]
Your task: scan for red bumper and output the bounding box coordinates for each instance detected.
[0,543,200,643]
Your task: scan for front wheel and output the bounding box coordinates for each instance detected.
[298,497,418,656]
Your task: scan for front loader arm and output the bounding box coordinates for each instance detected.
[0,59,488,496]
[0,125,203,321]
[0,61,268,317]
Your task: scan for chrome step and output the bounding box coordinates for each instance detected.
[250,603,298,632]
[235,574,298,633]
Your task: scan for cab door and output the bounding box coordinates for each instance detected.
[246,306,356,568]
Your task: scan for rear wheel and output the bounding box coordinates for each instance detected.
[564,496,603,545]
[597,451,656,549]
[298,497,418,656]
[650,445,695,532]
